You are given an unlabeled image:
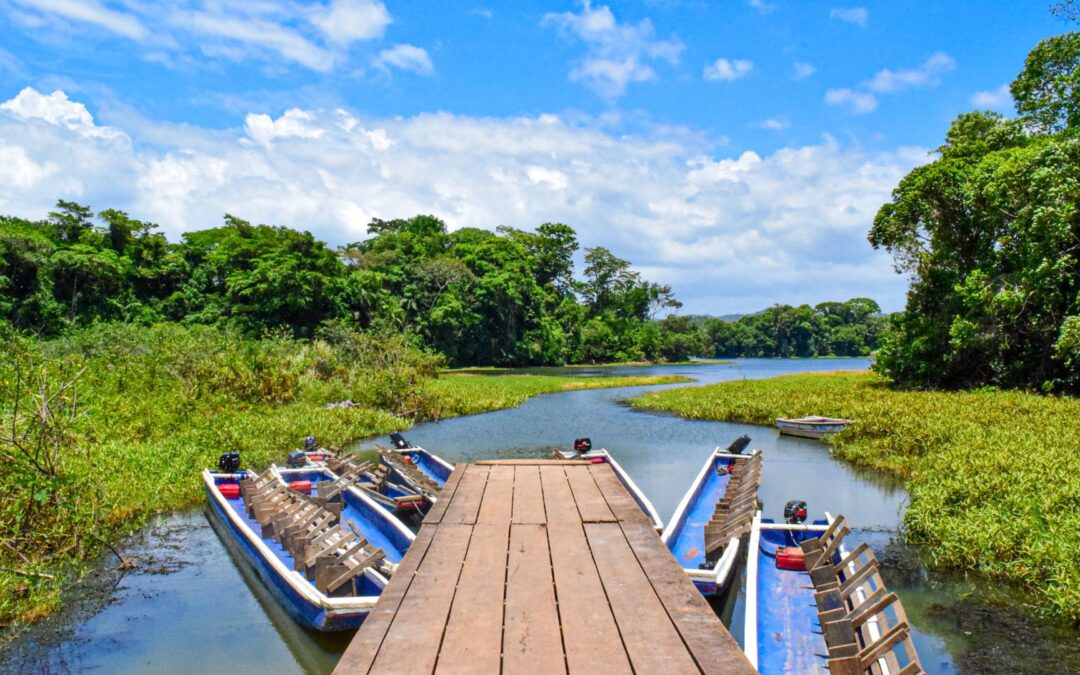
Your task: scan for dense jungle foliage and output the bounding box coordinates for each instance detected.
[871,32,1080,392]
[0,209,701,365]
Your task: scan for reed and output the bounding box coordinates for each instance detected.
[631,371,1080,622]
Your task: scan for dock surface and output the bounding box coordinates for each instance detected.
[334,460,753,674]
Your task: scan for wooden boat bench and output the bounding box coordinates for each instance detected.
[704,452,763,561]
[313,536,386,596]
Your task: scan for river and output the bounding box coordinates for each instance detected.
[8,359,1079,674]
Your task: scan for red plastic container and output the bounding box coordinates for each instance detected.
[218,483,241,499]
[288,480,313,494]
[775,546,806,571]
[307,454,324,462]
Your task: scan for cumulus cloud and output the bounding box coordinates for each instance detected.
[542,2,683,100]
[703,58,753,82]
[0,88,922,312]
[825,88,878,114]
[972,83,1012,110]
[830,7,868,27]
[373,44,434,76]
[793,61,816,79]
[4,0,400,72]
[867,52,955,93]
[758,118,789,132]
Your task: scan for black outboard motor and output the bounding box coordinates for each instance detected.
[389,432,411,449]
[303,435,317,452]
[286,450,307,468]
[217,451,241,472]
[573,437,592,454]
[726,435,751,455]
[784,500,808,524]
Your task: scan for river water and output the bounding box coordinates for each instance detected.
[8,359,1079,674]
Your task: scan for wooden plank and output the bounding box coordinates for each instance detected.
[511,465,546,525]
[565,465,617,523]
[369,524,473,674]
[503,523,566,674]
[423,463,468,526]
[332,525,438,674]
[584,522,700,675]
[476,464,514,525]
[441,464,491,525]
[538,465,579,525]
[475,459,592,465]
[619,521,754,675]
[548,521,633,675]
[436,523,511,675]
[588,464,653,527]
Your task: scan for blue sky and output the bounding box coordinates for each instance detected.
[0,1,1071,314]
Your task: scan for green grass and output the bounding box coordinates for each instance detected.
[631,371,1080,622]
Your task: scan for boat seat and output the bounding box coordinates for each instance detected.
[826,621,921,675]
[282,508,339,555]
[294,524,345,571]
[703,453,763,559]
[315,541,387,595]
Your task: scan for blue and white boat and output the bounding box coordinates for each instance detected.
[203,468,410,631]
[383,444,454,489]
[661,446,759,595]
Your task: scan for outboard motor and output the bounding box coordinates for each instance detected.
[303,435,317,452]
[389,432,411,449]
[573,437,592,454]
[784,500,808,524]
[286,450,307,468]
[726,435,751,455]
[217,452,241,472]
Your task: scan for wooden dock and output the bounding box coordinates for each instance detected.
[334,460,754,674]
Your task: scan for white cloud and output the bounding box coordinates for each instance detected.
[0,87,922,313]
[793,61,816,79]
[542,2,683,100]
[3,0,402,73]
[703,58,753,82]
[867,52,955,93]
[758,118,789,132]
[310,0,391,45]
[972,83,1012,110]
[469,8,493,19]
[10,0,148,41]
[830,7,868,27]
[748,0,774,14]
[374,44,434,76]
[825,88,878,114]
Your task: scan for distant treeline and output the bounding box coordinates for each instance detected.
[0,202,704,366]
[698,298,886,358]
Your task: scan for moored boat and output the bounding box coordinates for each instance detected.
[744,511,923,674]
[555,438,664,531]
[775,416,853,440]
[662,440,762,596]
[203,463,409,631]
[384,432,455,488]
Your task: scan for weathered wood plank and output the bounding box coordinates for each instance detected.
[369,524,473,674]
[538,465,579,525]
[588,464,653,528]
[436,523,511,675]
[565,465,617,522]
[511,465,546,525]
[548,521,632,675]
[620,521,754,675]
[503,523,566,674]
[441,464,491,525]
[332,525,437,674]
[423,463,468,526]
[475,459,593,465]
[476,464,514,525]
[584,522,700,675]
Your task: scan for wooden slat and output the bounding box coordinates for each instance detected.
[539,465,579,525]
[511,465,546,525]
[584,522,700,675]
[548,520,632,675]
[476,464,515,525]
[619,521,754,675]
[588,464,653,527]
[332,525,438,673]
[423,463,468,525]
[503,524,565,674]
[441,464,491,525]
[475,459,593,465]
[436,523,511,675]
[565,465,617,522]
[369,524,473,674]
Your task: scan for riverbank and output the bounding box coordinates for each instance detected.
[0,323,688,632]
[631,371,1080,622]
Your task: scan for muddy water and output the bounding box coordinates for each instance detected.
[5,359,1079,674]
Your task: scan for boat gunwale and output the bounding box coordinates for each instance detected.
[593,448,664,531]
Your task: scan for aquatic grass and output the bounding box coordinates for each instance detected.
[631,372,1080,622]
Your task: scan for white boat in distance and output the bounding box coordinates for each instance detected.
[775,416,853,440]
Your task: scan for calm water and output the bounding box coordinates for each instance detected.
[12,359,1076,674]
